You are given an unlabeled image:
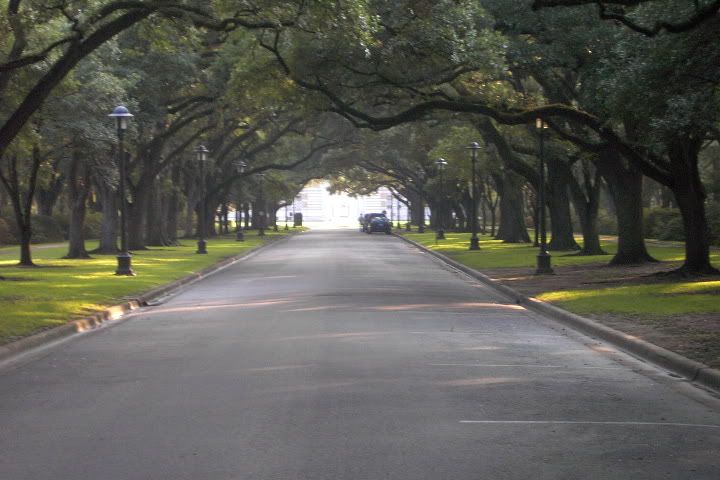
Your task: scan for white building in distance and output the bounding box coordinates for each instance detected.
[282,180,409,228]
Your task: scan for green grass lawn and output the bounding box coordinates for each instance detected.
[402,231,720,316]
[0,231,290,342]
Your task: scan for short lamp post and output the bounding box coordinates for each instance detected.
[467,142,481,250]
[389,196,394,227]
[109,105,135,276]
[535,118,553,274]
[285,203,290,230]
[234,160,247,241]
[416,170,426,234]
[435,158,448,240]
[258,173,266,236]
[195,144,210,254]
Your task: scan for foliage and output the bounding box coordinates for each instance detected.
[0,217,12,245]
[644,207,685,241]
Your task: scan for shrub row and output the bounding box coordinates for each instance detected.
[0,212,103,246]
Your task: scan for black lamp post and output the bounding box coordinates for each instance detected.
[285,202,290,230]
[535,119,553,274]
[195,144,210,254]
[234,160,247,241]
[389,195,394,227]
[258,173,266,236]
[109,105,135,276]
[416,170,426,233]
[467,142,481,250]
[435,158,447,240]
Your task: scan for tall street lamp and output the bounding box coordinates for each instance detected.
[109,105,135,276]
[467,142,481,250]
[416,170,426,233]
[435,158,448,240]
[195,144,210,254]
[258,173,266,236]
[535,119,553,274]
[234,160,247,241]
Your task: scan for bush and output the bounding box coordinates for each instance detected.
[644,208,684,241]
[0,217,16,245]
[596,210,618,236]
[707,203,720,246]
[53,213,70,239]
[83,211,103,239]
[32,215,65,243]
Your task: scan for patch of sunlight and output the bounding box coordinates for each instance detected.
[662,280,720,294]
[538,283,720,315]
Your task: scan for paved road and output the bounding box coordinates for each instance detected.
[1,230,719,479]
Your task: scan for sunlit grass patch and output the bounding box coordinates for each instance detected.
[538,281,720,315]
[401,231,708,269]
[0,232,288,343]
[401,230,720,316]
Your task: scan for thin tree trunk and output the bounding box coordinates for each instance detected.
[0,150,42,266]
[569,160,606,256]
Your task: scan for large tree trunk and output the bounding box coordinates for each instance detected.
[65,152,91,259]
[184,193,196,239]
[568,158,606,256]
[597,149,655,265]
[547,156,580,251]
[93,171,118,254]
[494,173,530,243]
[167,190,180,245]
[127,186,149,250]
[668,136,718,274]
[146,186,171,246]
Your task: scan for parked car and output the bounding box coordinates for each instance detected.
[361,213,385,232]
[367,215,392,234]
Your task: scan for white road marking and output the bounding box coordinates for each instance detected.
[430,364,622,370]
[459,420,720,429]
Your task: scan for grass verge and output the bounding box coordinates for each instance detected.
[0,231,290,344]
[402,231,720,367]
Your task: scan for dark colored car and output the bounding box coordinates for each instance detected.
[361,213,384,232]
[367,215,392,234]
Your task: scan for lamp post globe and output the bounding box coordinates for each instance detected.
[234,160,247,241]
[435,158,448,240]
[195,144,210,254]
[108,105,135,276]
[467,142,481,250]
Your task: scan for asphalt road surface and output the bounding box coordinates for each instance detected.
[1,230,719,479]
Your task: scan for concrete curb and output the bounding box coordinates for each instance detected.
[396,234,720,394]
[0,233,295,364]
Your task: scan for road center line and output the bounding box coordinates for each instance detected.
[459,420,720,429]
